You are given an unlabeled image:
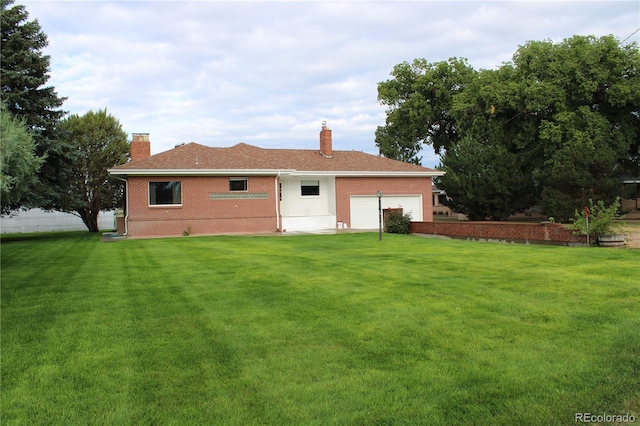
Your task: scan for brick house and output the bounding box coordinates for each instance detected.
[108,123,444,237]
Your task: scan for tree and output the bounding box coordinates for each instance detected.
[1,0,69,211]
[376,58,476,161]
[535,108,628,219]
[0,103,45,213]
[378,35,640,221]
[516,36,640,219]
[438,66,540,220]
[57,109,129,232]
[438,137,538,221]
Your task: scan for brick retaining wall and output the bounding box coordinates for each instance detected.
[409,221,588,246]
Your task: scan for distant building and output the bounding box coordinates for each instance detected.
[432,186,468,220]
[622,175,640,220]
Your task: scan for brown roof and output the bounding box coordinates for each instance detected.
[110,142,442,176]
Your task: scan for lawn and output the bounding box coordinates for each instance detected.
[1,231,639,425]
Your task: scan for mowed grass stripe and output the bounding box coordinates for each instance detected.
[1,232,639,425]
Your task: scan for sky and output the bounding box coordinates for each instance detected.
[20,0,640,168]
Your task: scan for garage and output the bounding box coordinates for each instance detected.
[349,195,423,229]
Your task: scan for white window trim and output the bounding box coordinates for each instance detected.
[148,181,183,207]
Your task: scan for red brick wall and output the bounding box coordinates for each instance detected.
[126,176,278,237]
[409,221,587,245]
[336,176,434,227]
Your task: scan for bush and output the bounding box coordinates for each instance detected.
[571,197,626,236]
[386,209,412,234]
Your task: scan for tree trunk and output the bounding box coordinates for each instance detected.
[77,208,100,232]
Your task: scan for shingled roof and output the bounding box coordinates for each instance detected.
[109,142,443,177]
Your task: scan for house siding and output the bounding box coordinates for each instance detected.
[126,175,278,237]
[335,176,434,228]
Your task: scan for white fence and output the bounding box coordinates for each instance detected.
[1,209,115,234]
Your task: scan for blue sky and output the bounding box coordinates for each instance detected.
[21,1,640,167]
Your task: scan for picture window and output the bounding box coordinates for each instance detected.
[149,181,182,205]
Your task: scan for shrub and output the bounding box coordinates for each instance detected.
[571,197,626,236]
[386,209,412,234]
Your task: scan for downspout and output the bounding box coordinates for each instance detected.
[113,176,129,236]
[275,171,281,231]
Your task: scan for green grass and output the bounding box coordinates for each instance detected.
[2,232,639,425]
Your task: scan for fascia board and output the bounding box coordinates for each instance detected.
[108,169,297,177]
[291,170,446,177]
[107,169,445,178]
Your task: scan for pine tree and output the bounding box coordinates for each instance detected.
[1,0,70,211]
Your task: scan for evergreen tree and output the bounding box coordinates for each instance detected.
[1,0,69,211]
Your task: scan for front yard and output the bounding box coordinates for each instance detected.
[1,232,639,425]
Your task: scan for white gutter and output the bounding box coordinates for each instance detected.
[108,169,296,177]
[112,176,129,236]
[108,168,444,178]
[292,170,445,177]
[275,171,281,231]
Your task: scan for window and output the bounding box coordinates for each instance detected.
[301,180,320,196]
[229,178,248,192]
[149,181,181,205]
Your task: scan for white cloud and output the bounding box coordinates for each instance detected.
[21,0,640,167]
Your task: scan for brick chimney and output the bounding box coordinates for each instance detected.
[320,121,333,158]
[130,133,151,161]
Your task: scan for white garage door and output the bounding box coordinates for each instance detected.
[350,195,422,229]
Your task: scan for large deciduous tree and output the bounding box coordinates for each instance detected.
[518,35,640,219]
[377,35,640,221]
[375,58,476,163]
[0,103,45,213]
[57,109,129,232]
[1,0,69,211]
